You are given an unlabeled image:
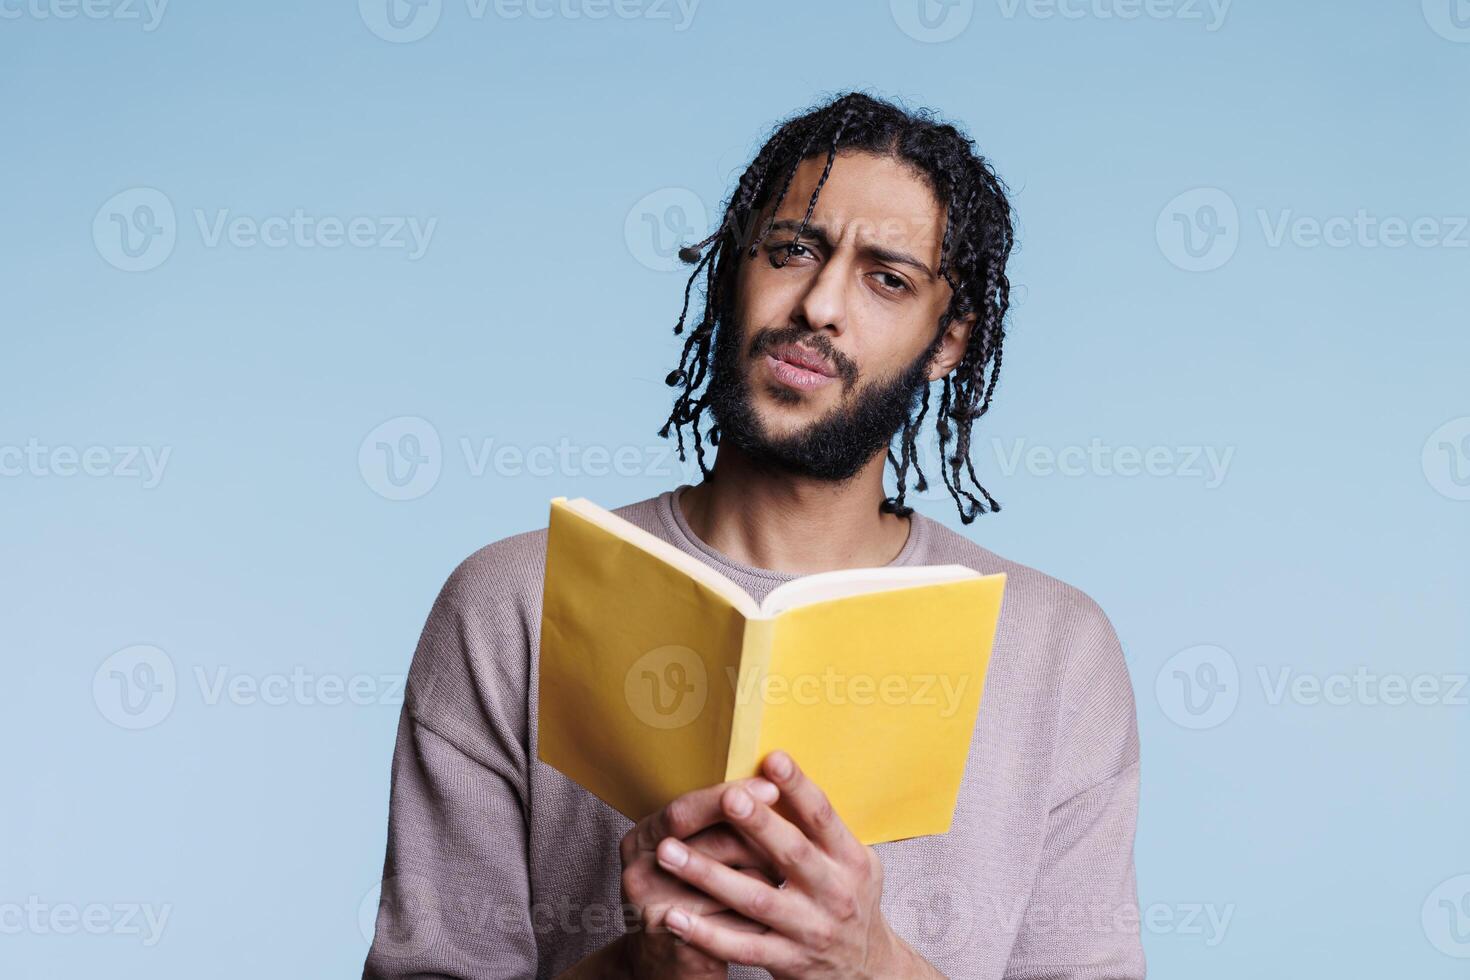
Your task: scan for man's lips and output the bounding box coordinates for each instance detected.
[762,343,840,392]
[767,343,837,378]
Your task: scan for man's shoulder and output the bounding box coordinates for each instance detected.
[917,514,1138,797]
[436,490,669,610]
[915,512,1116,639]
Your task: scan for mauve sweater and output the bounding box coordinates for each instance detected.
[363,484,1144,979]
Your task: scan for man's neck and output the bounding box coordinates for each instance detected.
[676,447,912,575]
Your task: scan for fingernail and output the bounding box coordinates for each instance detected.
[768,751,794,780]
[749,778,778,804]
[727,787,753,817]
[666,909,690,933]
[657,838,688,869]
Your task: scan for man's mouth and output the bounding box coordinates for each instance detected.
[764,346,838,391]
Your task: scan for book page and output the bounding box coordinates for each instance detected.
[759,563,981,618]
[737,572,1006,845]
[559,497,759,618]
[537,499,754,822]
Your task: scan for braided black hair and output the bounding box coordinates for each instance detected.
[656,90,1016,524]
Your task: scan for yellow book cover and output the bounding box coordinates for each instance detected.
[536,495,1006,846]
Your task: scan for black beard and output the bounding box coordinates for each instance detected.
[703,320,940,483]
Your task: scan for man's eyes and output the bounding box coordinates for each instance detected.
[872,271,910,294]
[767,242,912,294]
[768,241,813,263]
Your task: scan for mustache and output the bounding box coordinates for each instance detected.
[748,326,858,384]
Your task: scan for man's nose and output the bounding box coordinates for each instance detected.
[791,256,849,336]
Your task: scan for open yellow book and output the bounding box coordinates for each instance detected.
[536,495,1006,845]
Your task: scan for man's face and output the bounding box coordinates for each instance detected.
[703,150,972,482]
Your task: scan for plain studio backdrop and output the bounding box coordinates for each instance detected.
[2,2,1467,976]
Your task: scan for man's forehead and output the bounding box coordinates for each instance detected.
[761,153,945,256]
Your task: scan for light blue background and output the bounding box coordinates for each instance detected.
[3,1,1467,976]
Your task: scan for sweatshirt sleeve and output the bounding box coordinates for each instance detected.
[1002,594,1146,980]
[363,550,541,979]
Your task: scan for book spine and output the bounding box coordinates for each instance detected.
[723,616,777,782]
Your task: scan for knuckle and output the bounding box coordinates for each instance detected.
[808,792,836,830]
[831,893,859,923]
[736,796,767,826]
[841,845,869,873]
[745,885,775,919]
[778,836,816,869]
[732,938,762,966]
[622,862,657,903]
[662,798,691,836]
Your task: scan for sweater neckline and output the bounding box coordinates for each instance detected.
[658,483,927,583]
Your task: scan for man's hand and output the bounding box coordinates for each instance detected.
[652,751,943,979]
[618,776,782,978]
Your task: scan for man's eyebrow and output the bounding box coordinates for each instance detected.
[762,218,936,282]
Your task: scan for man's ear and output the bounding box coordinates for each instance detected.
[927,312,977,382]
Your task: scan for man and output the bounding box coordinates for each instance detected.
[364,91,1143,979]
